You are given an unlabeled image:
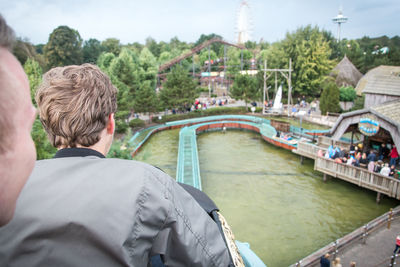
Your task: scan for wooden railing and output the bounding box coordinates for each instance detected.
[291,207,400,267]
[293,142,323,159]
[315,157,400,199]
[317,136,350,150]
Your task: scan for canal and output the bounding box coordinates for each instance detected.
[133,128,398,267]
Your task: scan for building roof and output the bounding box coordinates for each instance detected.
[331,55,363,87]
[355,65,400,96]
[330,99,400,135]
[371,99,400,126]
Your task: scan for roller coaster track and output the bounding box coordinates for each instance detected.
[158,38,245,73]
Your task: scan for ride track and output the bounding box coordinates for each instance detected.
[128,115,329,267]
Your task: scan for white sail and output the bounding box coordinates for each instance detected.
[272,84,283,111]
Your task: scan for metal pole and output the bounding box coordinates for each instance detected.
[240,49,243,72]
[224,45,226,92]
[288,58,292,117]
[263,60,267,114]
[388,208,393,229]
[208,45,211,98]
[192,54,195,78]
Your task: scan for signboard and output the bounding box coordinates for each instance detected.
[201,72,211,77]
[358,114,379,136]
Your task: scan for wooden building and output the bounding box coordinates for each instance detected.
[331,55,363,87]
[330,99,400,150]
[355,65,400,108]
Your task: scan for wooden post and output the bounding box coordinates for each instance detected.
[376,192,381,204]
[323,173,327,182]
[300,156,304,165]
[388,208,393,229]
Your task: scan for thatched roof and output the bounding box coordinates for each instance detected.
[355,65,400,96]
[331,55,363,87]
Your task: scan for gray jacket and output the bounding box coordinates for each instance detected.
[0,149,230,266]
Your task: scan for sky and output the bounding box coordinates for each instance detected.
[1,0,399,45]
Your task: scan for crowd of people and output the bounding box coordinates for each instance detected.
[320,254,356,267]
[318,142,399,178]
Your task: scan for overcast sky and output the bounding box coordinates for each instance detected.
[1,0,399,45]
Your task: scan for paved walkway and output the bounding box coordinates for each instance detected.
[333,219,400,267]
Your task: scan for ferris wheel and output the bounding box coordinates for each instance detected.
[236,0,253,44]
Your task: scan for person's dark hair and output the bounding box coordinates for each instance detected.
[0,14,16,50]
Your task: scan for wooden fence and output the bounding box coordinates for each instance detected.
[291,207,400,267]
[315,157,400,199]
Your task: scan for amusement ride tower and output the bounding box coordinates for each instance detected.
[332,6,348,42]
[236,0,253,44]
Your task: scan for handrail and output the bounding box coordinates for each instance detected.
[291,207,400,266]
[315,157,400,199]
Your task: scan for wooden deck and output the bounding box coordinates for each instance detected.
[293,137,400,202]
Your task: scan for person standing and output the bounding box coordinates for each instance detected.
[0,64,231,267]
[0,14,37,226]
[390,144,399,167]
[320,253,330,267]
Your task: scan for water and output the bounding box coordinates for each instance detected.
[134,129,399,267]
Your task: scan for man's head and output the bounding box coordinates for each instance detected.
[0,14,37,226]
[36,64,117,154]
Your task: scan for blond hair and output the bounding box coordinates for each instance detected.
[36,64,117,148]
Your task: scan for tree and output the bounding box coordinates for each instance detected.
[24,59,56,159]
[339,86,357,102]
[145,37,161,58]
[24,58,42,103]
[97,52,116,71]
[44,26,83,68]
[319,77,340,115]
[230,74,258,111]
[138,47,158,88]
[101,38,121,55]
[83,38,103,63]
[194,33,223,55]
[133,81,158,115]
[160,65,198,110]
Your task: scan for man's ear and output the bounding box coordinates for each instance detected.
[106,113,115,135]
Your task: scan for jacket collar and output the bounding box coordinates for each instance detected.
[54,148,105,159]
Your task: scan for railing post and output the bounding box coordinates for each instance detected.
[388,208,394,229]
[333,240,339,257]
[362,224,368,244]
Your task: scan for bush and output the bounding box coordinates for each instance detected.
[320,78,340,115]
[129,118,145,129]
[350,95,365,111]
[116,121,128,134]
[152,106,252,123]
[339,86,357,102]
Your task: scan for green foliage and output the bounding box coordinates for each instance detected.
[101,38,121,55]
[24,58,42,104]
[133,81,158,114]
[31,119,57,160]
[152,107,251,123]
[319,78,340,115]
[108,138,132,159]
[160,65,198,110]
[44,26,83,68]
[13,38,44,67]
[194,33,223,55]
[83,38,103,63]
[97,52,116,70]
[350,95,365,111]
[128,118,145,129]
[145,37,161,58]
[230,74,259,110]
[339,86,357,102]
[138,47,158,88]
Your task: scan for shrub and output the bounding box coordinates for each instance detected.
[116,121,128,134]
[339,86,357,102]
[319,78,340,115]
[152,106,253,123]
[129,118,145,129]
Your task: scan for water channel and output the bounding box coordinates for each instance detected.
[133,127,398,267]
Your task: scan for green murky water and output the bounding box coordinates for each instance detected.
[134,129,398,267]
